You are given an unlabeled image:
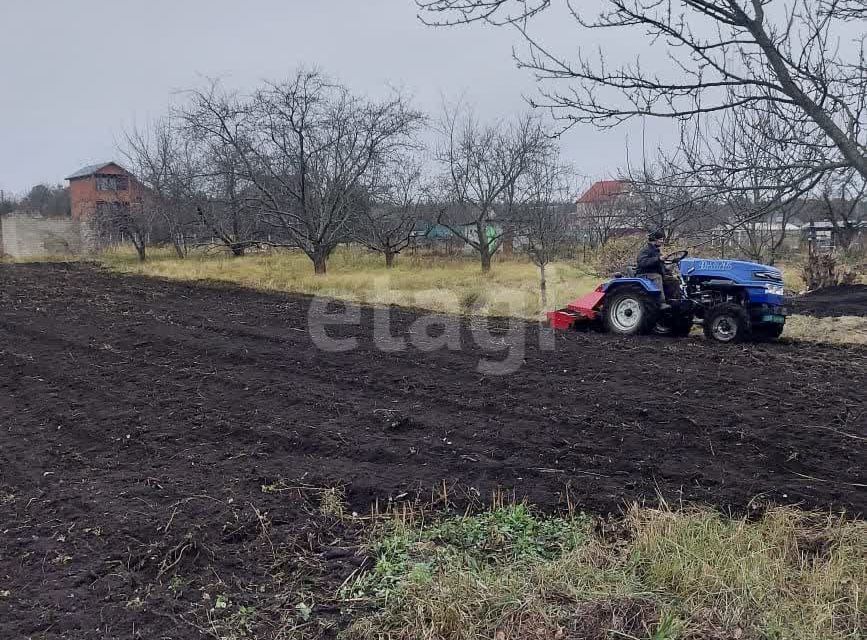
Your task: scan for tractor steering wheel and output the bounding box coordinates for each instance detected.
[663,250,689,265]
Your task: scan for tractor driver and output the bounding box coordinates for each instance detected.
[636,230,679,306]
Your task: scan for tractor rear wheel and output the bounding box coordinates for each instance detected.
[603,287,657,336]
[704,303,751,343]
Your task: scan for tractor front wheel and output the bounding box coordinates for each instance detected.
[704,303,751,343]
[654,313,693,338]
[753,323,785,341]
[603,287,657,336]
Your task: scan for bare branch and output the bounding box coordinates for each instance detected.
[418,0,867,179]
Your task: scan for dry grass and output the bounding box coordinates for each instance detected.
[780,264,807,292]
[343,504,866,640]
[94,246,867,345]
[100,246,600,320]
[628,506,865,638]
[784,314,867,345]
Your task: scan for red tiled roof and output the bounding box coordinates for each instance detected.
[577,180,629,204]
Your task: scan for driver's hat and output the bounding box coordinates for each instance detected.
[648,229,665,242]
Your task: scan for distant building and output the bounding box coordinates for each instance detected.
[66,162,141,221]
[576,180,631,207]
[574,180,643,244]
[801,219,867,251]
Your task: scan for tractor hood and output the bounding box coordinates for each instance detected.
[679,258,783,286]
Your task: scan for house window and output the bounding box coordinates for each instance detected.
[95,176,114,191]
[95,175,129,191]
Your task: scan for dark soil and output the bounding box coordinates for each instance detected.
[789,283,867,317]
[1,263,864,639]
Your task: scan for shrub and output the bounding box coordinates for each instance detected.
[594,235,647,276]
[801,245,861,290]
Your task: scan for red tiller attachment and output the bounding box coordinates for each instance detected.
[546,286,607,330]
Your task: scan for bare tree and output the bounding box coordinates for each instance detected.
[180,71,424,274]
[435,105,550,272]
[418,0,867,180]
[0,192,16,216]
[713,198,804,264]
[819,168,867,251]
[122,118,198,258]
[516,153,575,307]
[354,156,425,267]
[93,200,157,262]
[622,159,706,241]
[665,101,832,261]
[577,184,635,248]
[192,146,261,257]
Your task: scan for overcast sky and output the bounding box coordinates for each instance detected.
[0,0,676,197]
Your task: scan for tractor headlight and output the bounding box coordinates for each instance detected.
[753,270,782,281]
[765,284,784,296]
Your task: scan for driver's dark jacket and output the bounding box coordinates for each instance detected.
[636,243,665,275]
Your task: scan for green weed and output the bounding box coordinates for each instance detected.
[342,505,866,640]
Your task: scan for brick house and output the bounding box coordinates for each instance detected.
[66,162,142,221]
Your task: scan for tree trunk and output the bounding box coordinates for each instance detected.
[477,221,492,273]
[539,262,548,309]
[749,21,867,181]
[480,249,492,273]
[136,242,147,262]
[385,250,396,268]
[312,250,328,275]
[502,228,514,256]
[836,227,855,251]
[172,234,185,259]
[230,243,246,257]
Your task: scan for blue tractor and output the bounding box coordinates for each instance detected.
[547,251,788,343]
